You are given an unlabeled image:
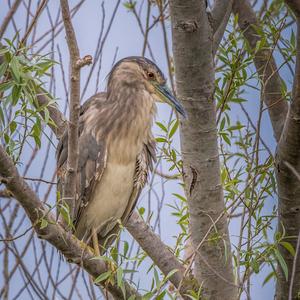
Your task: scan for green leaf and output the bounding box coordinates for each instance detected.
[123,1,136,10]
[0,106,5,125]
[0,61,8,77]
[58,203,72,227]
[10,57,21,83]
[280,241,295,256]
[291,30,295,48]
[220,117,226,131]
[169,119,179,139]
[123,241,129,257]
[11,85,22,106]
[32,133,41,148]
[4,133,10,144]
[221,132,231,145]
[156,137,167,143]
[111,246,118,263]
[0,47,9,56]
[0,81,14,92]
[164,269,178,281]
[138,206,145,216]
[154,268,160,287]
[262,271,275,286]
[117,267,123,288]
[173,193,186,202]
[228,124,245,131]
[40,218,48,229]
[9,121,17,134]
[43,107,50,124]
[274,249,288,281]
[156,121,168,133]
[94,271,111,284]
[156,290,166,300]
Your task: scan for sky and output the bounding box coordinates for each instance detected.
[0,1,296,299]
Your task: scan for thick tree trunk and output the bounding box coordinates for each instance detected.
[169,1,237,299]
[276,6,300,298]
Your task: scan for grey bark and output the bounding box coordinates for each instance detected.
[211,0,233,54]
[169,1,237,299]
[276,1,300,298]
[60,0,81,217]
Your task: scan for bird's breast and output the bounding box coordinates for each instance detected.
[81,159,136,238]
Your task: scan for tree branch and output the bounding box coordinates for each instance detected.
[37,92,67,138]
[0,0,22,39]
[20,0,48,46]
[285,0,300,18]
[60,0,81,217]
[169,1,236,298]
[126,212,197,298]
[211,0,233,53]
[0,144,141,300]
[210,0,232,33]
[233,0,289,142]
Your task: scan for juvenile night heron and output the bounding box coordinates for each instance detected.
[57,56,185,254]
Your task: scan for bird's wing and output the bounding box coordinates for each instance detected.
[122,138,156,223]
[56,93,108,229]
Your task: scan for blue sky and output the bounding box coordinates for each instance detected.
[0,1,296,299]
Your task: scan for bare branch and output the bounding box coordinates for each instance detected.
[210,0,233,33]
[0,144,141,299]
[60,0,81,216]
[20,0,48,46]
[0,0,22,39]
[211,0,233,53]
[37,93,66,138]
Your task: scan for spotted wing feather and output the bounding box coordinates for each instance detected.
[56,93,107,229]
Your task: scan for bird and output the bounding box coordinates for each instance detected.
[56,56,186,255]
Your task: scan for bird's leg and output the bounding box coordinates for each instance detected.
[92,227,100,256]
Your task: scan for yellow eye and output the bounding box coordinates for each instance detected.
[147,72,155,79]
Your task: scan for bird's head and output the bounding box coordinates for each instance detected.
[107,56,186,118]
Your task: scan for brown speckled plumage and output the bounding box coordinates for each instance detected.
[56,57,164,250]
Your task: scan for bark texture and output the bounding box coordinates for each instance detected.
[276,2,300,298]
[233,0,288,142]
[169,1,237,299]
[60,0,81,216]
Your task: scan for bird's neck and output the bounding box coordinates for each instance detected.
[106,86,156,164]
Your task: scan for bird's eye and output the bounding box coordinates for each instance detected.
[147,72,154,79]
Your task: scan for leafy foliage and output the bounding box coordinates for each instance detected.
[0,38,56,162]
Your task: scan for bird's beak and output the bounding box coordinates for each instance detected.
[155,84,187,119]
